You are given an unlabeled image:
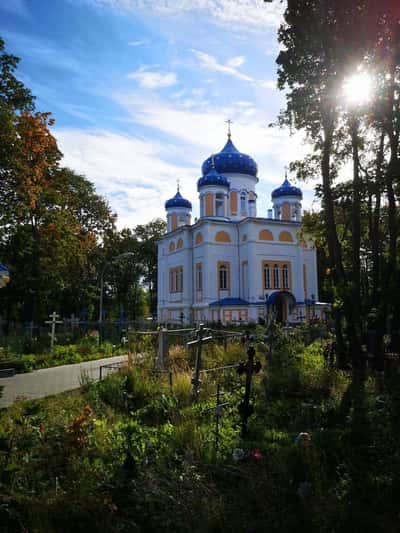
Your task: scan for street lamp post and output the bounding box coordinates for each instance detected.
[98,252,136,341]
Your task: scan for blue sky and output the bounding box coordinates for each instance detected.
[0,0,315,227]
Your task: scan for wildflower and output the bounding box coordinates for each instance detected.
[249,448,263,461]
[232,448,246,462]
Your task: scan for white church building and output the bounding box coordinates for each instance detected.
[157,131,327,325]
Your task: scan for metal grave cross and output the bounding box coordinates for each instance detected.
[187,324,213,401]
[45,311,62,353]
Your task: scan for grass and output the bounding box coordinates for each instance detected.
[0,339,126,372]
[1,330,400,532]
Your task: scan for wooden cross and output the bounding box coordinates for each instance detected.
[237,345,262,438]
[69,314,80,329]
[45,311,62,353]
[187,324,213,401]
[225,118,233,138]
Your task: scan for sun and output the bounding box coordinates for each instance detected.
[343,71,373,105]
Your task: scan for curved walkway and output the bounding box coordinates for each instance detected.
[0,355,128,409]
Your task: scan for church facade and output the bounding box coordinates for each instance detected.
[157,132,327,325]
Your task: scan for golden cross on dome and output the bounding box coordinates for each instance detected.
[226,118,233,138]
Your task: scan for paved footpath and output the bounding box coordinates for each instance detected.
[0,355,128,409]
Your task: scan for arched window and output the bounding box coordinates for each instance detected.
[273,264,280,288]
[169,266,183,292]
[195,232,203,246]
[259,229,273,241]
[178,267,183,292]
[240,192,246,213]
[200,195,205,217]
[196,263,202,291]
[279,231,294,242]
[215,193,225,216]
[282,264,289,288]
[215,231,231,243]
[264,263,271,289]
[177,238,183,249]
[219,264,228,290]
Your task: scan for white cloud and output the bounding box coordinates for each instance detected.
[56,128,199,228]
[113,90,308,170]
[258,79,276,89]
[192,49,253,82]
[128,39,149,46]
[82,0,284,31]
[236,101,253,107]
[227,56,245,68]
[56,97,313,228]
[128,67,178,89]
[192,50,278,90]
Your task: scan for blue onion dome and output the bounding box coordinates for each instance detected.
[165,190,192,210]
[201,136,258,177]
[271,177,303,199]
[197,167,230,191]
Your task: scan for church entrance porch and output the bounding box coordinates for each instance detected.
[266,291,296,325]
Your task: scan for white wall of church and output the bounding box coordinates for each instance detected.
[157,214,322,324]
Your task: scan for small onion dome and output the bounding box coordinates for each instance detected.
[165,190,192,210]
[197,167,230,191]
[201,137,258,177]
[271,177,302,200]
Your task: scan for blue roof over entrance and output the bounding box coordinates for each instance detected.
[266,291,296,306]
[209,297,249,306]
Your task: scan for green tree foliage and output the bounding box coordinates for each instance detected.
[0,37,156,323]
[0,36,167,325]
[135,219,166,317]
[277,1,400,364]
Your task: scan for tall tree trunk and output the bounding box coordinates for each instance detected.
[321,119,345,280]
[383,67,400,350]
[321,114,347,364]
[349,116,362,367]
[371,133,384,309]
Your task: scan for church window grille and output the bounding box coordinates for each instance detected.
[282,264,289,288]
[178,267,183,292]
[219,264,228,290]
[196,263,202,291]
[273,264,280,288]
[264,263,271,289]
[216,193,225,217]
[169,266,183,293]
[240,193,246,213]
